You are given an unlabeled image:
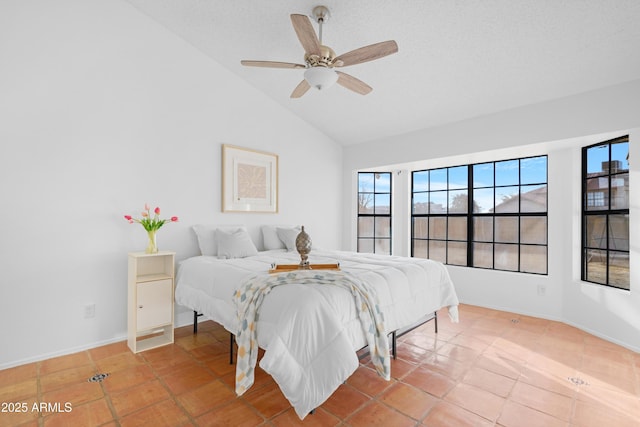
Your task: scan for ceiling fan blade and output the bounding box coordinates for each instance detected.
[241,60,306,69]
[290,80,311,98]
[335,40,398,67]
[290,14,321,56]
[336,71,372,95]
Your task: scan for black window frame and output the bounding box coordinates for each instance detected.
[357,172,392,255]
[581,135,630,290]
[411,155,548,275]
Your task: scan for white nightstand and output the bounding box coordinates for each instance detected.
[127,251,175,353]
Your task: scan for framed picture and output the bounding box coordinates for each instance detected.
[222,144,278,213]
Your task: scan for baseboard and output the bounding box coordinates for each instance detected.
[0,335,127,371]
[459,300,640,353]
[1,312,212,371]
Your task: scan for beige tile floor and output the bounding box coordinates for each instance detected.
[1,304,639,426]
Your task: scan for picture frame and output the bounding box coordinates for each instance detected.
[222,144,278,213]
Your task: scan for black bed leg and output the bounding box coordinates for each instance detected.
[193,311,204,334]
[229,333,234,365]
[391,331,397,359]
[434,311,438,333]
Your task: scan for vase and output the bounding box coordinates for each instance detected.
[295,226,312,269]
[146,230,158,254]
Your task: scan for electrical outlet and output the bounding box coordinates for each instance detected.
[537,284,546,296]
[84,304,95,319]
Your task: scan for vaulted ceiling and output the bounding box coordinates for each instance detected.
[125,0,640,145]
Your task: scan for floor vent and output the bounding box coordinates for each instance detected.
[567,376,589,386]
[88,373,110,383]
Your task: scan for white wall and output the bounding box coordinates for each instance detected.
[0,0,342,369]
[344,80,640,352]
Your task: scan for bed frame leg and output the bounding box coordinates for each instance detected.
[229,333,234,365]
[434,311,438,333]
[391,331,397,359]
[193,311,204,334]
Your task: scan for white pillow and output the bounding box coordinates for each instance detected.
[276,227,301,251]
[215,228,258,259]
[262,225,300,250]
[192,224,246,256]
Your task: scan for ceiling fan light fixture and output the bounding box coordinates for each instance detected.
[304,66,338,90]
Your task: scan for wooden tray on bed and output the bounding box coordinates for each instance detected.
[268,263,340,274]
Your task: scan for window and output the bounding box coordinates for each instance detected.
[582,136,629,290]
[412,156,548,274]
[358,172,392,254]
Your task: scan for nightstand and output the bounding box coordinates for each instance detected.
[127,251,175,353]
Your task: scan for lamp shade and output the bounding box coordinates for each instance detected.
[304,67,338,90]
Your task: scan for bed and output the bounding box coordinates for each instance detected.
[175,226,459,419]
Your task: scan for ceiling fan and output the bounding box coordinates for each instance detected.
[241,5,398,98]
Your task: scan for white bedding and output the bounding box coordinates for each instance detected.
[175,249,459,418]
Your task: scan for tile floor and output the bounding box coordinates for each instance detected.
[1,304,639,426]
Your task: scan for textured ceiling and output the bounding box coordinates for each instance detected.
[125,0,640,145]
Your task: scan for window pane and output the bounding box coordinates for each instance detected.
[413,239,428,258]
[448,166,468,189]
[413,217,428,239]
[495,217,518,243]
[609,251,629,289]
[448,241,467,266]
[521,184,547,213]
[521,245,547,274]
[586,144,609,176]
[495,244,518,271]
[358,239,374,253]
[429,240,446,263]
[610,173,629,210]
[585,249,606,284]
[375,173,391,192]
[473,217,493,242]
[448,217,467,241]
[611,141,629,171]
[358,217,374,238]
[429,217,446,240]
[448,190,468,213]
[521,217,547,244]
[495,160,519,186]
[585,177,609,210]
[358,192,373,214]
[375,238,391,255]
[609,214,629,251]
[430,169,447,190]
[495,186,519,213]
[430,191,447,213]
[374,193,390,214]
[473,243,493,268]
[473,188,493,213]
[413,192,428,214]
[375,217,391,238]
[473,163,493,188]
[413,171,428,192]
[359,173,374,192]
[585,215,607,249]
[521,156,547,185]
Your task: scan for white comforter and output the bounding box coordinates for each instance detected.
[175,250,459,418]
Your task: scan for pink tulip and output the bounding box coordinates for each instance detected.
[171,216,178,222]
[124,215,132,221]
[144,203,150,211]
[154,207,161,215]
[141,211,148,217]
